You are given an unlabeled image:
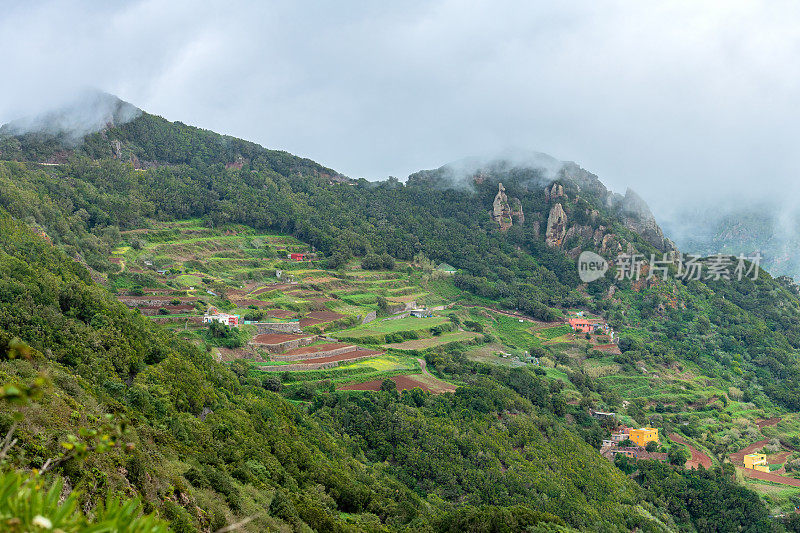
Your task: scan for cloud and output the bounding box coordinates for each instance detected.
[1,91,141,143]
[2,0,800,217]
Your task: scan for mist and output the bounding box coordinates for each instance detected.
[1,90,141,143]
[3,1,800,218]
[427,150,566,191]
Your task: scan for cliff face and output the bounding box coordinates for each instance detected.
[491,182,524,230]
[545,203,567,247]
[616,189,677,252]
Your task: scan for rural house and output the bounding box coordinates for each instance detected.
[744,453,770,472]
[568,318,594,333]
[203,312,240,327]
[288,252,316,262]
[629,427,658,448]
[436,263,457,275]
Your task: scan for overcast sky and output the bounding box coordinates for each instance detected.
[2,0,800,215]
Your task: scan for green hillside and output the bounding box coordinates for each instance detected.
[0,210,669,531]
[1,101,800,530]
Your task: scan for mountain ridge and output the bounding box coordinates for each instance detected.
[1,93,800,530]
[1,93,673,256]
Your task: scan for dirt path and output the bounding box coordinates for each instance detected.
[741,467,800,487]
[670,433,712,469]
[756,417,781,429]
[730,439,769,464]
[415,358,458,393]
[417,358,432,377]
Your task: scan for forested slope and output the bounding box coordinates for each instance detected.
[1,100,799,531]
[0,209,668,531]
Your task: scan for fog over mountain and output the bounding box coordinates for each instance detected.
[3,1,800,212]
[660,198,800,280]
[0,91,141,143]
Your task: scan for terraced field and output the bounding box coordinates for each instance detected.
[334,316,448,339]
[384,331,480,350]
[110,219,610,394]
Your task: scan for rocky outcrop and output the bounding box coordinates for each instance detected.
[492,182,524,230]
[565,224,594,241]
[415,154,674,252]
[618,188,676,252]
[545,203,567,247]
[545,183,565,202]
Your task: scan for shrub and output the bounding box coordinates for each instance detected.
[128,286,144,296]
[0,470,169,532]
[262,376,282,392]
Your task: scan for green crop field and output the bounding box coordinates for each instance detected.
[384,331,480,351]
[490,314,542,348]
[336,316,448,338]
[537,325,572,340]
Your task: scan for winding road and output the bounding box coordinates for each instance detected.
[727,417,800,487]
[669,433,712,469]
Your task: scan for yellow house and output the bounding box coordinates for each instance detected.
[629,427,658,448]
[743,453,770,472]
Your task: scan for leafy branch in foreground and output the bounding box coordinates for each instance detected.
[0,357,168,532]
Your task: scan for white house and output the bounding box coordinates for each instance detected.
[203,313,240,327]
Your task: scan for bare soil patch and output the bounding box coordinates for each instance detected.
[756,417,781,429]
[670,433,712,469]
[340,368,456,394]
[308,310,344,321]
[252,333,313,345]
[264,309,296,318]
[280,343,353,357]
[297,349,382,365]
[741,468,800,487]
[730,439,768,464]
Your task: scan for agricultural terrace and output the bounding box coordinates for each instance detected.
[105,219,800,512]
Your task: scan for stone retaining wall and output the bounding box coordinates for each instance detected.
[256,322,303,334]
[361,311,377,324]
[256,336,316,354]
[259,352,375,371]
[272,345,356,361]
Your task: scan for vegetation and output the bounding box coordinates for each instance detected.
[2,103,800,529]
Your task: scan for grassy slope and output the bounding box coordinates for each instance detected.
[0,211,661,531]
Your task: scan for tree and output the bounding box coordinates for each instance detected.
[361,254,383,270]
[668,445,690,466]
[645,441,659,452]
[377,296,389,313]
[380,379,396,392]
[262,375,282,392]
[379,253,395,270]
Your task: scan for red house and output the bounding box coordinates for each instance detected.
[568,318,594,333]
[289,253,307,261]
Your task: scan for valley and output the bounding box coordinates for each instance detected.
[108,216,800,514]
[1,99,800,531]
